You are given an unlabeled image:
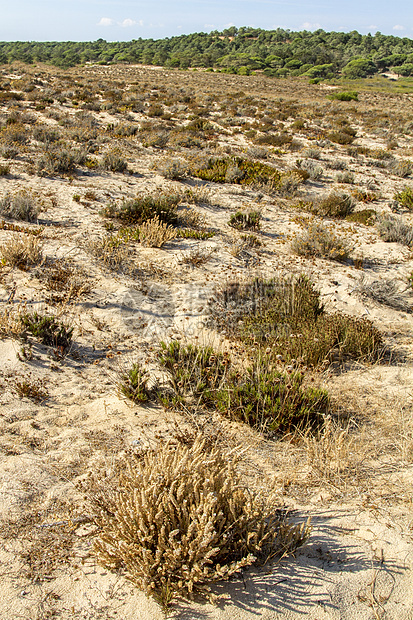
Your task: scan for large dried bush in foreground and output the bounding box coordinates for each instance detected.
[82,437,310,609]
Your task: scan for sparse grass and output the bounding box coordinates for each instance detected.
[292,221,350,262]
[13,375,48,402]
[0,191,39,221]
[0,234,43,269]
[34,257,90,301]
[82,436,310,609]
[179,246,216,266]
[355,276,412,312]
[87,235,134,272]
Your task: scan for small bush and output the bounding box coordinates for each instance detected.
[0,163,10,176]
[21,312,74,350]
[102,191,180,226]
[13,375,48,402]
[83,436,310,609]
[390,160,412,178]
[102,151,128,173]
[118,362,154,403]
[228,210,261,231]
[395,186,413,210]
[345,209,376,225]
[327,131,355,145]
[355,276,411,313]
[37,147,87,175]
[292,222,350,262]
[34,257,90,301]
[336,171,355,184]
[138,215,176,248]
[328,91,358,102]
[156,158,188,180]
[309,192,355,219]
[300,159,323,181]
[0,191,39,222]
[189,155,282,189]
[377,215,413,247]
[0,234,43,269]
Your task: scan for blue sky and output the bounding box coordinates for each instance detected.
[0,0,412,41]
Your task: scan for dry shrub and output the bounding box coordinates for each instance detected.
[309,192,355,219]
[0,191,40,222]
[354,276,412,312]
[0,234,43,269]
[34,257,90,302]
[82,436,310,608]
[87,235,134,272]
[304,416,356,483]
[103,191,180,226]
[291,222,350,262]
[139,215,176,247]
[377,214,413,247]
[155,157,189,180]
[0,304,25,339]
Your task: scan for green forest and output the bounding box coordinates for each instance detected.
[1,26,413,78]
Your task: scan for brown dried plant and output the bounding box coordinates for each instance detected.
[81,436,310,610]
[138,215,176,248]
[0,234,43,269]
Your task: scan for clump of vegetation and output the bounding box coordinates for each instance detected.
[158,341,229,409]
[37,147,87,175]
[34,257,90,301]
[102,191,181,226]
[0,191,40,222]
[189,155,284,189]
[0,234,43,269]
[118,362,154,403]
[292,222,350,262]
[209,276,382,366]
[20,312,74,350]
[377,214,413,247]
[355,276,412,313]
[394,186,413,210]
[345,209,376,225]
[228,210,261,231]
[138,215,176,247]
[328,91,358,102]
[310,192,355,219]
[82,436,310,610]
[102,150,128,173]
[87,235,134,273]
[390,159,412,179]
[13,375,48,402]
[155,158,189,180]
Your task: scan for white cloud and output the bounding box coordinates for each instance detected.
[393,24,405,31]
[368,25,377,30]
[98,17,114,27]
[204,24,216,30]
[120,18,137,27]
[302,22,321,30]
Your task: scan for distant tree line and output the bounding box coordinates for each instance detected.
[1,26,413,78]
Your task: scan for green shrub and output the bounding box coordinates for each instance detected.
[228,210,261,230]
[208,276,382,366]
[328,91,358,102]
[395,186,413,210]
[327,131,355,145]
[158,341,229,408]
[37,147,87,175]
[189,155,282,188]
[118,363,153,403]
[215,359,328,435]
[20,312,74,350]
[345,209,376,225]
[102,151,128,173]
[102,191,181,226]
[303,192,355,219]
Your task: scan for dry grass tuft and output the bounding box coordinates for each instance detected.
[81,435,310,609]
[139,215,176,248]
[0,234,43,269]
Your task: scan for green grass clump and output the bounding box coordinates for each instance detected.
[189,155,282,187]
[118,363,153,403]
[209,276,382,367]
[328,91,358,101]
[345,209,376,225]
[228,210,261,231]
[102,191,181,226]
[20,312,74,350]
[395,186,413,210]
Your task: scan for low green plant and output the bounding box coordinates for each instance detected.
[328,91,358,101]
[395,186,413,210]
[345,209,376,225]
[118,362,153,403]
[228,210,261,231]
[189,155,282,188]
[102,191,180,226]
[20,312,74,350]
